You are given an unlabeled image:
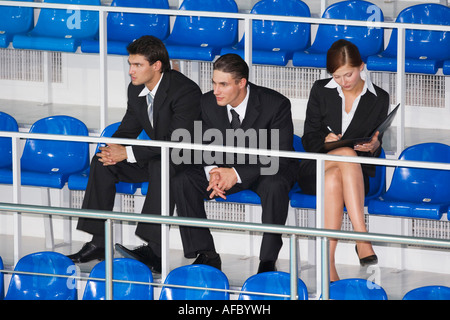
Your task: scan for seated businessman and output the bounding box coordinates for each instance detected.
[67,35,202,273]
[172,54,298,273]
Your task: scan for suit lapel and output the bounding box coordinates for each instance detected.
[152,72,169,129]
[343,92,377,138]
[240,83,260,130]
[325,88,342,134]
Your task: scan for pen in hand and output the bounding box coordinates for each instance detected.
[327,126,341,141]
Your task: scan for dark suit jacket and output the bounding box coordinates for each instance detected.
[200,82,296,189]
[112,69,202,166]
[301,78,390,177]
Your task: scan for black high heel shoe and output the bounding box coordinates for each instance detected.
[355,245,378,267]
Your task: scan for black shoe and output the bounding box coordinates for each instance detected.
[115,243,162,273]
[257,260,277,274]
[355,245,378,267]
[192,251,222,270]
[67,242,105,263]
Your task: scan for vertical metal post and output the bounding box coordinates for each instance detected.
[12,136,21,265]
[104,219,113,300]
[396,27,406,156]
[244,17,253,81]
[320,237,330,300]
[99,9,108,131]
[315,159,325,298]
[289,234,298,300]
[42,51,52,105]
[161,146,170,280]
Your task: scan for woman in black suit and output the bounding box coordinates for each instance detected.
[297,39,389,282]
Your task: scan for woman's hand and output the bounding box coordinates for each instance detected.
[354,131,380,154]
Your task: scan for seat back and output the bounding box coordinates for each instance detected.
[250,0,310,52]
[0,112,19,168]
[167,0,238,47]
[365,148,386,201]
[312,0,384,60]
[31,0,100,40]
[383,4,450,61]
[0,0,34,47]
[239,271,308,300]
[387,143,450,203]
[108,0,169,42]
[83,258,154,300]
[5,251,77,300]
[328,278,388,300]
[21,115,89,176]
[403,285,450,300]
[159,264,229,300]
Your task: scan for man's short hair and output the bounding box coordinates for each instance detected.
[127,35,171,72]
[213,54,249,83]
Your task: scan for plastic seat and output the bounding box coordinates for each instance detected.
[159,264,229,300]
[0,115,90,188]
[367,4,450,74]
[238,271,308,300]
[0,112,19,169]
[403,285,450,300]
[220,0,311,66]
[0,256,4,300]
[0,0,34,48]
[327,278,388,300]
[444,60,450,75]
[163,0,238,61]
[293,0,384,68]
[5,251,77,300]
[81,0,170,55]
[67,122,146,194]
[83,258,153,300]
[12,0,100,52]
[368,143,450,220]
[289,136,386,209]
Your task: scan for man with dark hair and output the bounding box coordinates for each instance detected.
[67,35,202,273]
[172,54,298,273]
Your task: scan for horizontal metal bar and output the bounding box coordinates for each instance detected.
[0,1,449,32]
[1,202,450,249]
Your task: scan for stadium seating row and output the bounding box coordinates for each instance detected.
[1,252,450,300]
[0,0,449,74]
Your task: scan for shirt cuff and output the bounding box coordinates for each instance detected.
[126,146,137,163]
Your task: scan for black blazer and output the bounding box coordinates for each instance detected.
[301,78,390,176]
[200,82,296,188]
[112,69,202,166]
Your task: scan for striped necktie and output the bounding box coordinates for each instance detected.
[230,109,240,129]
[147,93,154,126]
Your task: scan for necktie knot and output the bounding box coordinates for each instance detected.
[230,109,240,129]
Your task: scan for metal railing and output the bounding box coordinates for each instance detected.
[0,131,449,299]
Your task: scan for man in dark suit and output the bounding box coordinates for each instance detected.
[172,54,297,273]
[67,35,202,273]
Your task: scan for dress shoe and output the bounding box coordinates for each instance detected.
[115,243,161,273]
[355,245,378,267]
[192,251,222,270]
[257,260,277,274]
[67,242,105,263]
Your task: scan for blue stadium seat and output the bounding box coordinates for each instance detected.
[293,0,384,68]
[5,251,77,300]
[367,4,450,74]
[159,264,229,300]
[68,122,144,194]
[0,0,34,48]
[238,271,308,300]
[83,258,154,300]
[328,278,388,300]
[12,0,100,52]
[368,143,450,220]
[0,115,90,189]
[444,60,450,75]
[0,112,19,169]
[220,0,311,66]
[163,0,238,61]
[403,285,450,300]
[0,256,4,300]
[81,0,170,55]
[289,136,386,209]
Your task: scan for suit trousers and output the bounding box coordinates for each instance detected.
[76,155,177,256]
[172,165,294,262]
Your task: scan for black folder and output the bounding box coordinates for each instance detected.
[323,103,400,151]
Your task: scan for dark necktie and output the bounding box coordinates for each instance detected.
[230,109,240,129]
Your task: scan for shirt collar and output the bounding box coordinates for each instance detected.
[227,85,250,120]
[138,72,164,98]
[325,67,377,96]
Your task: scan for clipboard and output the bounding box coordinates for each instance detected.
[323,103,400,151]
